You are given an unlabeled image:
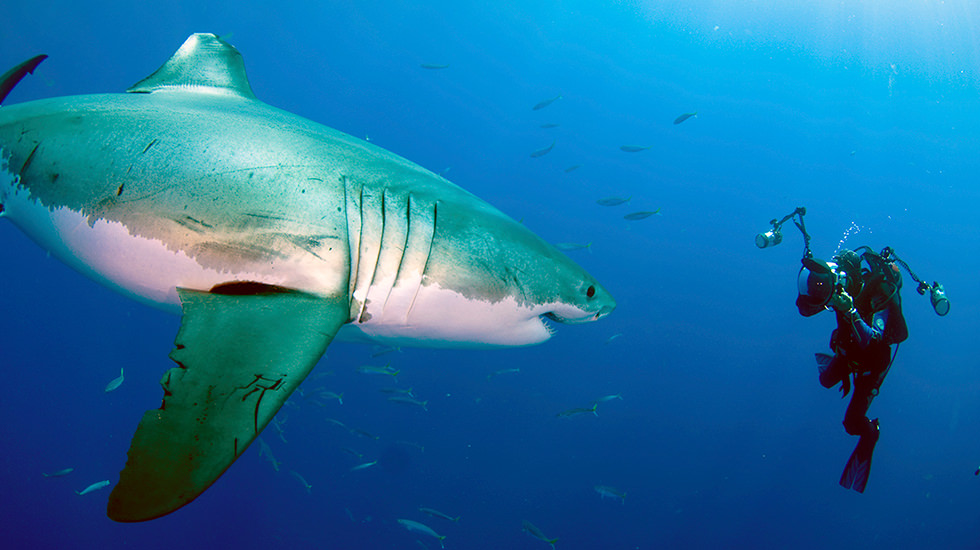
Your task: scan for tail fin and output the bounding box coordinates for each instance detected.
[0,54,47,105]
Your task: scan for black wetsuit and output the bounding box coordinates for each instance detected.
[818,265,908,491]
[820,300,905,437]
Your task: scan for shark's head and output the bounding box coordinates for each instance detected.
[533,250,617,326]
[352,197,617,348]
[465,226,617,346]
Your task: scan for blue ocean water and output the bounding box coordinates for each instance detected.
[1,1,978,548]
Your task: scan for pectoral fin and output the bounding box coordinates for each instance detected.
[107,285,347,522]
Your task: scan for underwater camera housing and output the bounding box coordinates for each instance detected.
[797,258,847,310]
[757,208,950,316]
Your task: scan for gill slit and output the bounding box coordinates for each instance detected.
[343,175,362,321]
[381,191,412,313]
[360,188,391,322]
[356,185,383,323]
[406,201,438,320]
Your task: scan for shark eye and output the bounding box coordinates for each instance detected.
[586,285,596,298]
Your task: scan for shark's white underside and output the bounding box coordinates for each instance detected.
[1,160,553,348]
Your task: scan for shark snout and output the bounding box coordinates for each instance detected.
[593,303,616,320]
[543,299,615,325]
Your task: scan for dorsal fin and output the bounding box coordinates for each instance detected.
[127,33,255,99]
[0,54,47,105]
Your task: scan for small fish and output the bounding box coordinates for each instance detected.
[673,111,697,125]
[554,242,591,252]
[594,484,627,503]
[341,447,364,460]
[595,393,623,403]
[42,467,74,478]
[257,437,281,472]
[350,460,378,472]
[532,94,562,110]
[596,196,631,207]
[486,367,520,381]
[603,333,623,345]
[420,507,461,522]
[395,440,426,452]
[623,209,661,220]
[271,417,288,443]
[522,520,558,549]
[563,164,581,173]
[320,391,344,405]
[380,386,416,397]
[437,167,451,177]
[420,63,450,70]
[325,417,349,430]
[388,396,429,411]
[357,364,399,379]
[75,480,111,496]
[976,467,979,476]
[350,428,380,440]
[290,470,312,493]
[540,122,560,129]
[398,519,447,548]
[370,345,402,357]
[104,367,124,393]
[557,403,598,418]
[530,140,556,158]
[619,145,652,152]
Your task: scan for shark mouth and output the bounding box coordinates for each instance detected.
[543,304,615,326]
[539,313,559,335]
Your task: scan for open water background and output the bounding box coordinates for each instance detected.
[1,2,978,548]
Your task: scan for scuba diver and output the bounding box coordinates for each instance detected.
[797,247,906,492]
[757,207,948,493]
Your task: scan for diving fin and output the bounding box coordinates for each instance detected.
[815,353,833,375]
[839,418,880,493]
[816,353,851,398]
[107,284,348,522]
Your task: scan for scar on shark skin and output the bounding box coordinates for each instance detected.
[236,374,285,433]
[141,138,159,155]
[20,142,39,176]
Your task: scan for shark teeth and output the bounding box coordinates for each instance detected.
[539,313,558,335]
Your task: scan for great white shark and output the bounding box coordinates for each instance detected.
[0,34,615,522]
